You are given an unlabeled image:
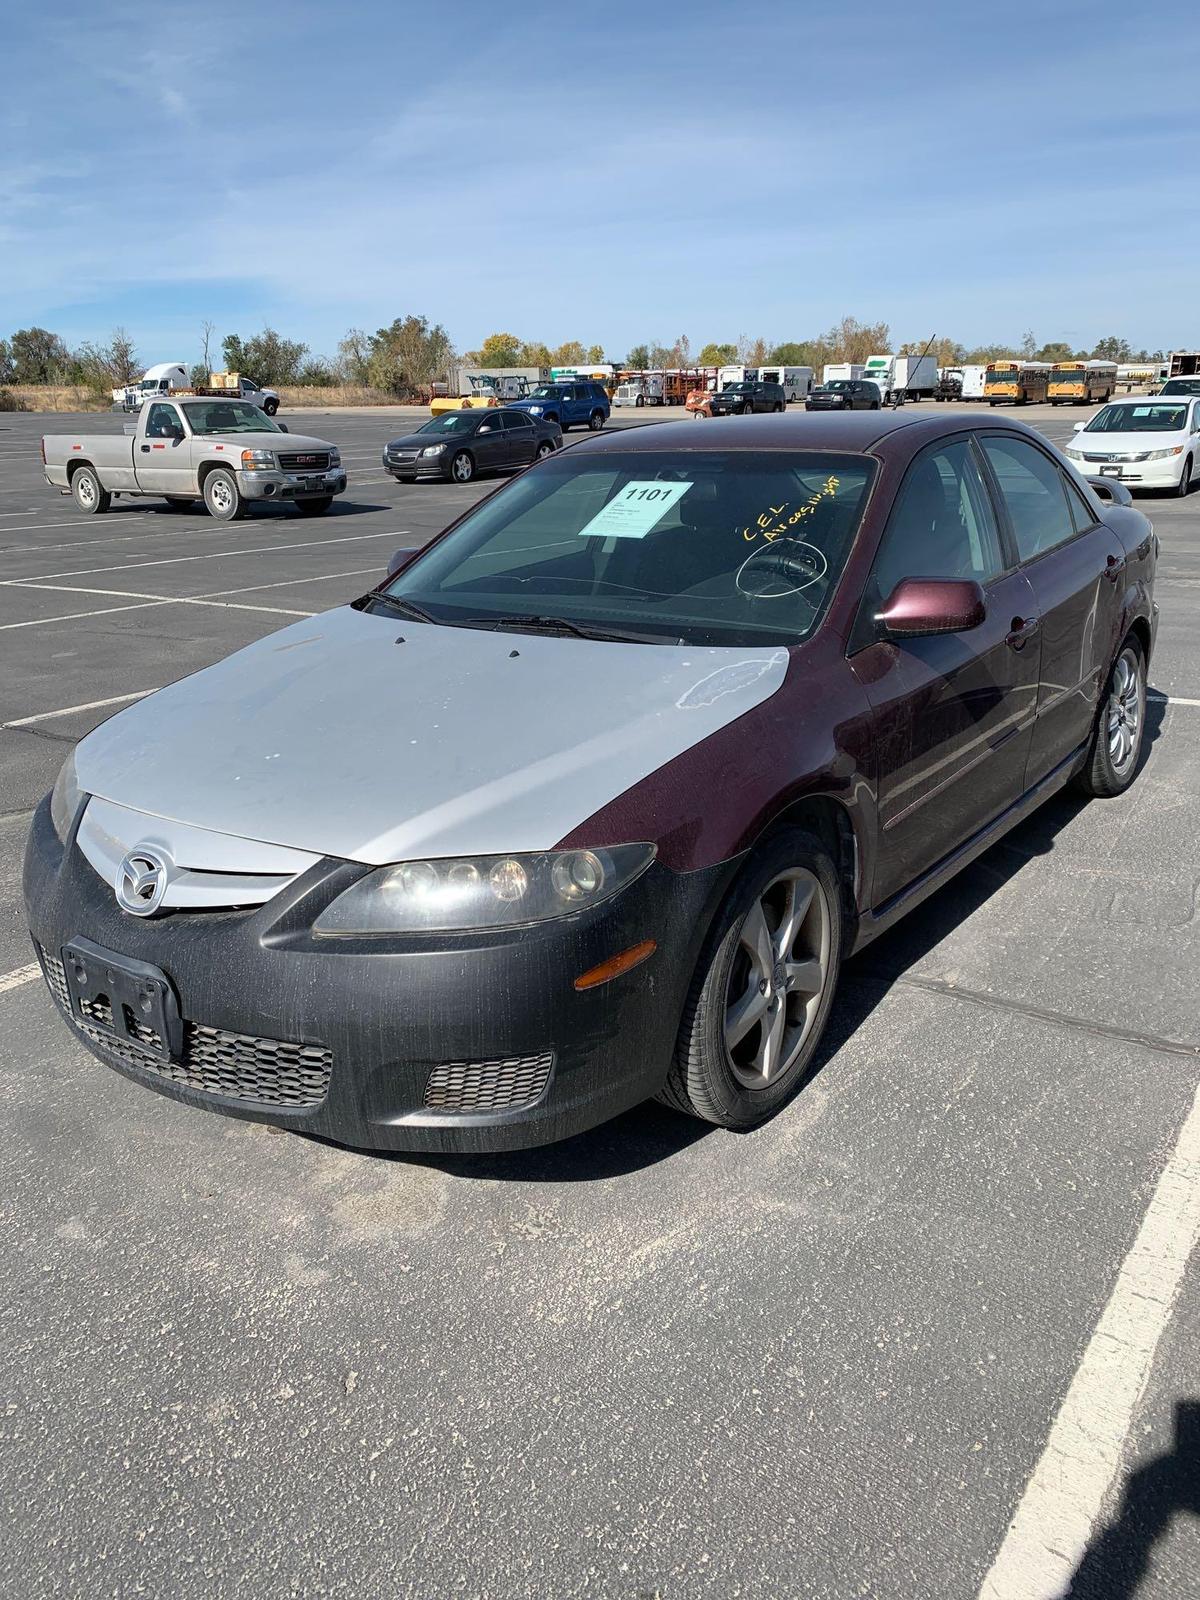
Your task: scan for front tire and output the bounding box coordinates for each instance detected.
[202,467,244,522]
[71,466,110,515]
[1176,455,1193,497]
[449,450,475,483]
[588,410,606,431]
[262,398,279,416]
[1077,639,1146,798]
[296,496,333,516]
[659,829,843,1129]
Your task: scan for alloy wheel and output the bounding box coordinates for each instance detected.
[723,867,831,1088]
[1106,647,1144,776]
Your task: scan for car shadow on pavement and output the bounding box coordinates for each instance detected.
[306,697,1167,1183]
[1064,1400,1200,1598]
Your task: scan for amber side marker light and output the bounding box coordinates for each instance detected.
[573,939,657,992]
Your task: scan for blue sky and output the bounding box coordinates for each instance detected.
[3,0,1198,365]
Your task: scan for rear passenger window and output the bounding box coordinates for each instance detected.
[981,437,1076,562]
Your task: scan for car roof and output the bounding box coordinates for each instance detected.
[568,410,1035,457]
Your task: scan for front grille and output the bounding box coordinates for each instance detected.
[1082,451,1145,464]
[277,451,331,472]
[387,448,418,461]
[37,946,332,1109]
[424,1052,554,1113]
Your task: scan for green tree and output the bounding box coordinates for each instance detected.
[586,344,605,363]
[518,340,553,368]
[10,326,72,383]
[221,333,248,372]
[243,328,308,384]
[337,328,372,385]
[627,343,652,368]
[1091,335,1133,362]
[474,332,523,367]
[367,315,454,396]
[698,341,738,366]
[550,340,587,366]
[1035,341,1075,364]
[1021,330,1038,359]
[0,339,13,384]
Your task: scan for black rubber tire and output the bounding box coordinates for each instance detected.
[635,395,645,407]
[588,410,605,431]
[262,398,279,416]
[536,441,555,459]
[871,400,881,410]
[658,828,844,1130]
[1176,455,1193,497]
[71,465,110,515]
[774,402,785,413]
[296,496,334,516]
[1076,638,1146,799]
[202,467,244,522]
[449,451,475,483]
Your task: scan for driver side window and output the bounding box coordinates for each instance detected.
[146,403,181,439]
[872,439,1003,603]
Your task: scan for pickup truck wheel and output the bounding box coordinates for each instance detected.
[71,466,110,515]
[203,468,244,522]
[262,399,279,416]
[588,410,605,431]
[449,451,475,483]
[296,496,333,516]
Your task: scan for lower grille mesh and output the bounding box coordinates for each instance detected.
[37,946,332,1109]
[424,1052,554,1113]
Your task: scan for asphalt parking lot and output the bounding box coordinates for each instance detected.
[3,401,1197,1598]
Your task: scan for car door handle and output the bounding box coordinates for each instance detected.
[1105,553,1126,582]
[1006,616,1040,649]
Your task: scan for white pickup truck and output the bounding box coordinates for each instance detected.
[42,395,346,521]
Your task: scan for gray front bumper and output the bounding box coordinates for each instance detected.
[239,469,347,501]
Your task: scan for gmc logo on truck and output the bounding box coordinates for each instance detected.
[294,454,318,465]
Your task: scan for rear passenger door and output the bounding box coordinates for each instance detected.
[500,411,538,466]
[978,434,1124,789]
[851,436,1040,906]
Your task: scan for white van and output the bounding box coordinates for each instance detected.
[757,366,813,401]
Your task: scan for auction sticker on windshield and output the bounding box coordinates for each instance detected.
[577,481,693,540]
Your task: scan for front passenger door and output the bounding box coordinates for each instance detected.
[500,411,538,466]
[851,437,1040,906]
[472,416,508,472]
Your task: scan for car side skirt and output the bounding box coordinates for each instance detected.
[850,741,1088,953]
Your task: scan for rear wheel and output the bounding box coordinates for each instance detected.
[262,398,279,416]
[1176,455,1193,497]
[588,409,606,431]
[1078,640,1146,797]
[658,829,843,1129]
[536,440,555,459]
[203,467,244,522]
[296,496,333,516]
[71,465,110,515]
[449,450,475,483]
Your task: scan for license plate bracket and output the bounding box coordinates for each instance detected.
[61,937,182,1062]
[1099,465,1122,477]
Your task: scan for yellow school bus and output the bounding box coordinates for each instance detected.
[985,361,1050,405]
[1047,360,1118,405]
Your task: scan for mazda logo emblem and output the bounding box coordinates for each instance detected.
[116,847,170,916]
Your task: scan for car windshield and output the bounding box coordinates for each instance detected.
[825,381,852,392]
[1162,379,1200,394]
[416,413,481,434]
[723,383,753,394]
[1087,404,1187,433]
[182,400,281,434]
[375,449,876,647]
[527,386,562,399]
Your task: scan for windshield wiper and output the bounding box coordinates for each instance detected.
[477,613,683,645]
[368,593,437,624]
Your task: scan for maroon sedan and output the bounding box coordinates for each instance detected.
[29,411,1157,1152]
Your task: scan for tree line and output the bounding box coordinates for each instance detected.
[0,315,1168,404]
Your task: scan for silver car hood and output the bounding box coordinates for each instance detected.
[210,429,333,451]
[74,607,789,864]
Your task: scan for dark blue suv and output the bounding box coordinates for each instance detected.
[509,380,610,432]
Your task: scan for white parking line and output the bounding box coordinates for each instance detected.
[0,963,42,995]
[978,1075,1200,1599]
[2,528,406,585]
[0,599,172,631]
[0,593,313,631]
[1149,692,1200,707]
[3,690,156,727]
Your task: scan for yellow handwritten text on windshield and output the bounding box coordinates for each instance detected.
[741,476,841,543]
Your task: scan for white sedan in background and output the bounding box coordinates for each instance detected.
[1064,395,1200,494]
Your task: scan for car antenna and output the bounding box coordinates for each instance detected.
[892,333,937,410]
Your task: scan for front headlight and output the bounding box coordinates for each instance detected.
[527,406,542,414]
[312,844,656,936]
[50,752,86,843]
[240,449,276,470]
[1146,446,1185,460]
[420,444,445,457]
[1064,446,1083,458]
[327,447,341,467]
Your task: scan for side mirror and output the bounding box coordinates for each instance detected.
[479,424,494,433]
[387,546,422,576]
[1084,477,1133,507]
[171,428,185,443]
[1072,420,1086,432]
[879,577,986,638]
[277,422,289,432]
